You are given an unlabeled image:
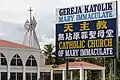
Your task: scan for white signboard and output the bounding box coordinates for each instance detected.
[56,1,117,23]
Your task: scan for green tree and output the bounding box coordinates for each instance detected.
[43,44,55,65]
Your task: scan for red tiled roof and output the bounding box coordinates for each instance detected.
[0,39,32,48]
[59,61,101,68]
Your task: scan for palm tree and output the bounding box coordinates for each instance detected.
[43,44,55,65]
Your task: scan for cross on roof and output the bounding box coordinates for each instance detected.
[29,7,33,13]
[28,7,33,21]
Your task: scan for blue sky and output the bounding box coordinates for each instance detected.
[0,0,119,49]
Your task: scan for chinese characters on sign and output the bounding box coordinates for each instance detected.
[56,1,117,58]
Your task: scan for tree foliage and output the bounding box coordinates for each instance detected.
[43,44,55,65]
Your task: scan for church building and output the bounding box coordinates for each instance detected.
[0,39,45,80]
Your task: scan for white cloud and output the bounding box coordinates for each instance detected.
[40,35,55,45]
[0,33,4,37]
[39,35,55,50]
[0,20,25,43]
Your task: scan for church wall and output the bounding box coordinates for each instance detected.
[0,46,45,80]
[0,48,39,66]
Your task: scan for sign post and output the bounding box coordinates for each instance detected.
[56,1,118,79]
[114,58,116,80]
[66,59,69,80]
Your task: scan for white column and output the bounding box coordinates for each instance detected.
[23,65,25,80]
[80,69,84,80]
[50,69,53,80]
[62,70,66,80]
[85,70,87,80]
[7,64,10,80]
[37,67,40,80]
[70,71,73,80]
[101,69,105,80]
